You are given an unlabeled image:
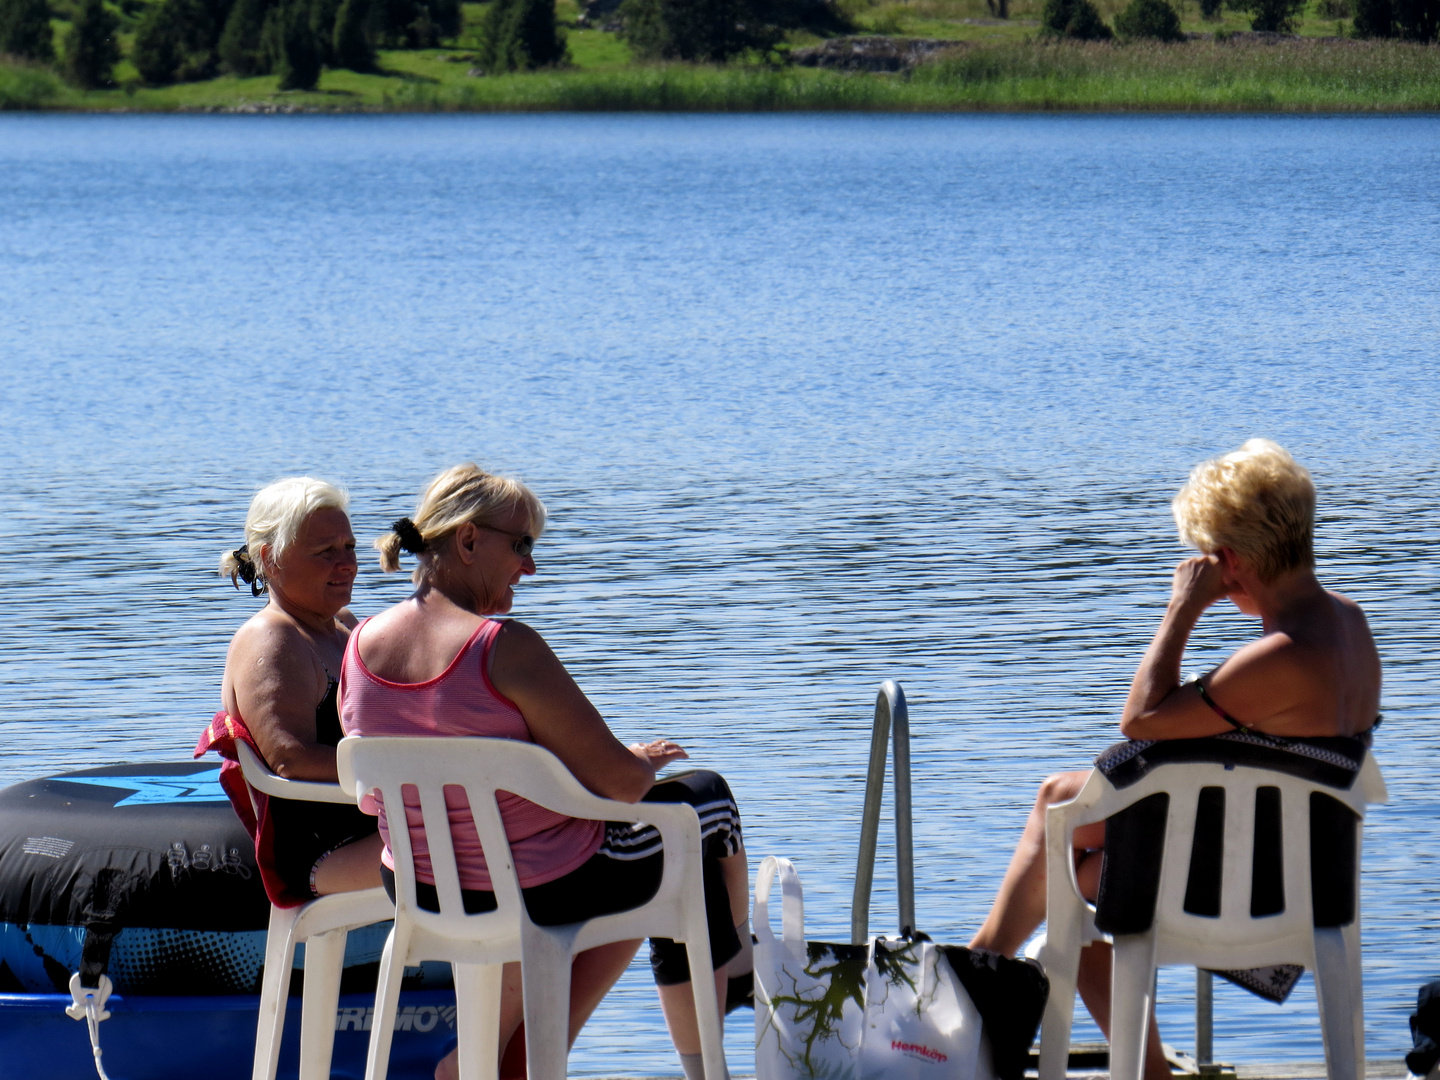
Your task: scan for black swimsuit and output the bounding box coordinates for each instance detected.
[266,679,378,897]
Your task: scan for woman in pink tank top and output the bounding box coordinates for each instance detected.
[339,464,750,1080]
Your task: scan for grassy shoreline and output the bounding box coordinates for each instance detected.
[5,35,1440,112]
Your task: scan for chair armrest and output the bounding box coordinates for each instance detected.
[236,741,356,805]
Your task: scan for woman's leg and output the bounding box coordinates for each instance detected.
[312,831,385,895]
[720,848,753,1005]
[969,770,1098,955]
[657,969,729,1053]
[969,772,1170,1079]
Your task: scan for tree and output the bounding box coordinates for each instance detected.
[1197,0,1222,19]
[1351,0,1390,31]
[477,0,566,70]
[0,0,56,62]
[365,0,456,46]
[1391,0,1438,38]
[134,0,229,83]
[1041,0,1113,38]
[219,0,273,72]
[1227,0,1305,31]
[270,0,321,87]
[1114,0,1184,37]
[619,0,784,61]
[330,0,372,67]
[61,0,120,87]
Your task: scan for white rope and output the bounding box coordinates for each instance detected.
[65,972,115,1080]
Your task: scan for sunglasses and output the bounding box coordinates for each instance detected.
[477,523,535,558]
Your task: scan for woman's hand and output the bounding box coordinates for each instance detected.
[629,739,689,770]
[1170,554,1230,613]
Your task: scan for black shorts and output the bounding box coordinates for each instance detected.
[268,796,378,899]
[379,769,743,985]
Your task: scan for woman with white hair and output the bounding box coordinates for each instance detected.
[968,440,1381,1080]
[340,463,750,1080]
[214,477,382,898]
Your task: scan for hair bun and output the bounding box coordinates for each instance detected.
[231,545,266,596]
[393,518,428,555]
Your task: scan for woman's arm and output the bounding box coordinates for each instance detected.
[1120,555,1299,741]
[226,619,340,781]
[488,621,674,804]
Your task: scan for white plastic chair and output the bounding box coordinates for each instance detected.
[1031,753,1387,1080]
[336,735,727,1080]
[234,740,395,1080]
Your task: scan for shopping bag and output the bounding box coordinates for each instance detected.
[755,856,866,1080]
[856,934,993,1080]
[754,857,999,1080]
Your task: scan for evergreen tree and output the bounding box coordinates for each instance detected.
[1040,0,1113,37]
[61,0,120,87]
[1227,0,1305,31]
[308,0,340,58]
[479,0,565,69]
[1351,0,1391,31]
[330,0,372,66]
[0,0,56,62]
[219,0,273,73]
[1391,0,1438,38]
[1114,0,1183,37]
[619,0,786,61]
[132,1,183,82]
[271,0,320,87]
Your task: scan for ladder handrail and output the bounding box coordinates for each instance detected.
[851,680,914,944]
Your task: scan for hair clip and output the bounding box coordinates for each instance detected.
[393,518,428,555]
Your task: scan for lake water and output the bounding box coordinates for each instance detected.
[2,112,1439,1073]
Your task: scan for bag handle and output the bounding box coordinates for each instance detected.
[754,855,805,948]
[851,680,914,943]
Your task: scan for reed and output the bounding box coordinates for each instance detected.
[913,37,1440,109]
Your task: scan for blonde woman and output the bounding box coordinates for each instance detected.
[214,477,383,899]
[968,440,1381,1080]
[339,464,750,1080]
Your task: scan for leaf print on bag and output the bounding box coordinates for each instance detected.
[760,941,868,1079]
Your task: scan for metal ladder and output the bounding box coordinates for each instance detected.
[846,680,1225,1076]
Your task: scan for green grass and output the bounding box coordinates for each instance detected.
[4,0,1439,113]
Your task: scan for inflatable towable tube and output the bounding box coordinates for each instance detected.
[0,761,455,1080]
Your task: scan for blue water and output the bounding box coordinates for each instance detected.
[2,112,1439,1072]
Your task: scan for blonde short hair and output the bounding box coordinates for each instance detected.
[376,463,546,575]
[1172,439,1315,582]
[218,477,349,589]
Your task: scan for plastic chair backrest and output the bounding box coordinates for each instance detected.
[337,736,683,941]
[1057,752,1387,970]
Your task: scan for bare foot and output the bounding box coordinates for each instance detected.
[434,1047,459,1080]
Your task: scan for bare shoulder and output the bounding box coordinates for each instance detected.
[226,608,323,685]
[336,607,359,631]
[493,619,556,665]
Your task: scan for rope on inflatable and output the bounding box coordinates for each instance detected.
[65,972,115,1080]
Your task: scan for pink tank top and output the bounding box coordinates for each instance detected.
[339,617,603,890]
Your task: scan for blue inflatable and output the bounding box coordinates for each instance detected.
[0,761,455,1079]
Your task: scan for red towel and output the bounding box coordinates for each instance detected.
[195,711,308,909]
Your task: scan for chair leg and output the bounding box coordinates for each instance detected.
[1313,926,1363,1080]
[454,962,504,1080]
[683,930,724,1080]
[254,905,302,1080]
[1108,933,1158,1080]
[363,922,412,1080]
[1031,933,1079,1080]
[297,928,348,1080]
[521,928,575,1080]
